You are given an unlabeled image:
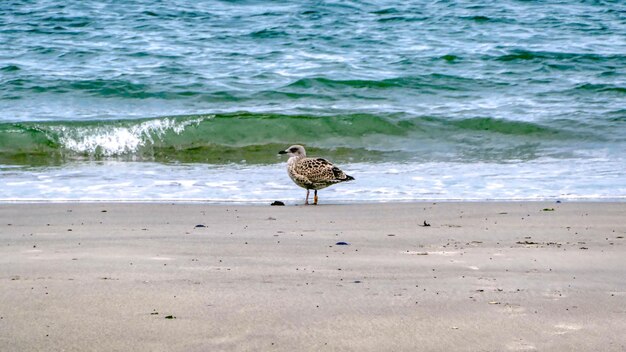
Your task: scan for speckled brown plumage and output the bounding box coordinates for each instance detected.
[279,145,354,205]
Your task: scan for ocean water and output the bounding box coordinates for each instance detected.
[1,0,625,202]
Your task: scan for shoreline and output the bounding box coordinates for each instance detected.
[1,197,625,205]
[1,202,625,351]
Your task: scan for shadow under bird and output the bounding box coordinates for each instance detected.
[278,145,355,205]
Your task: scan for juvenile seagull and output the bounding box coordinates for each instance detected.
[278,145,354,205]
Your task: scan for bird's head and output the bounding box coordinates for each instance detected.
[278,145,306,158]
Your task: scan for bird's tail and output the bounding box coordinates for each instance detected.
[344,175,355,181]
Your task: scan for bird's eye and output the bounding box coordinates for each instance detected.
[290,148,298,152]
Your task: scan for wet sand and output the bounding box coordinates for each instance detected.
[1,202,625,351]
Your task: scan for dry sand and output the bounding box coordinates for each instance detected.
[0,202,625,351]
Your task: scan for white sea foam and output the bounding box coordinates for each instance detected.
[55,117,206,156]
[1,158,626,202]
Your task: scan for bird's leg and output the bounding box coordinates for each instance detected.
[305,189,310,205]
[313,190,318,205]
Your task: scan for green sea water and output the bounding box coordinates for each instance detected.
[0,0,625,201]
[0,111,613,165]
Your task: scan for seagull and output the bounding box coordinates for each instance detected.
[278,145,354,205]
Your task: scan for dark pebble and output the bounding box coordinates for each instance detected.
[335,241,349,245]
[271,201,285,206]
[195,224,206,228]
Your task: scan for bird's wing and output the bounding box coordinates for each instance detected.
[295,158,348,183]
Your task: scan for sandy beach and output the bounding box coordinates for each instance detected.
[0,202,624,351]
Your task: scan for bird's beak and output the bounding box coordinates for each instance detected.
[278,150,287,155]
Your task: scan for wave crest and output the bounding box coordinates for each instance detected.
[0,112,605,166]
